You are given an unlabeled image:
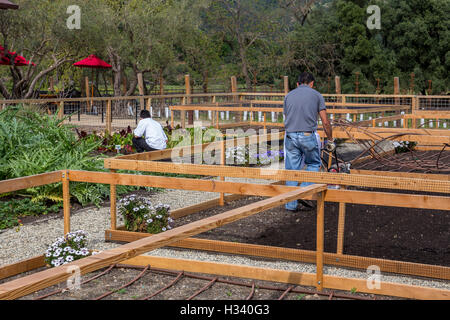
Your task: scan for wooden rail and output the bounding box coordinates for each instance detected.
[103,161,450,194]
[0,171,62,194]
[123,256,450,300]
[0,184,325,300]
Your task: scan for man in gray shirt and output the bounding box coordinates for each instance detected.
[283,72,333,211]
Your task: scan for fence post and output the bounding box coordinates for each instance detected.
[138,72,145,111]
[62,170,70,236]
[106,99,112,134]
[58,101,64,120]
[336,187,346,255]
[335,76,342,108]
[85,76,91,112]
[110,169,117,231]
[219,139,225,206]
[283,76,289,94]
[394,77,400,106]
[316,190,325,291]
[231,76,240,122]
[185,74,193,125]
[335,76,341,95]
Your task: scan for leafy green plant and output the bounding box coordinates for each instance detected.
[0,106,137,218]
[0,198,63,230]
[77,127,135,153]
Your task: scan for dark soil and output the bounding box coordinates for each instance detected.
[174,194,449,267]
[11,264,391,301]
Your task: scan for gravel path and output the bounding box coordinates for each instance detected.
[1,161,449,295]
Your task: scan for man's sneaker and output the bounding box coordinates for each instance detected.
[298,200,316,210]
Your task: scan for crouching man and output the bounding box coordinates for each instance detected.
[132,110,168,153]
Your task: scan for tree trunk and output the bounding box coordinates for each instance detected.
[239,44,252,90]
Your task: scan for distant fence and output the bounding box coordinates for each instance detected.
[0,93,448,133]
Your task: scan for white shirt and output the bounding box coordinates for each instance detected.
[134,118,167,150]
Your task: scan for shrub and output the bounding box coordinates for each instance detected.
[0,198,62,230]
[0,106,137,226]
[118,195,173,233]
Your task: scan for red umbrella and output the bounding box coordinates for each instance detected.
[73,55,112,111]
[73,54,112,69]
[0,0,19,10]
[0,45,35,66]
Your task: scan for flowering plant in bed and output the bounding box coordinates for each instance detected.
[118,195,173,234]
[44,230,97,268]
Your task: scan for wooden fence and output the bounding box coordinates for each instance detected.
[0,137,449,299]
[1,93,448,133]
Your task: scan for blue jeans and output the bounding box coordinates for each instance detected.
[284,131,321,210]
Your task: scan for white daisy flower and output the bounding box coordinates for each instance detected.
[65,255,74,262]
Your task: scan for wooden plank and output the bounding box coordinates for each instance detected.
[350,169,450,181]
[0,171,62,194]
[325,189,450,210]
[106,230,450,280]
[318,129,450,144]
[110,169,117,230]
[316,191,325,290]
[123,256,450,300]
[102,161,450,194]
[0,185,325,300]
[0,256,46,281]
[68,170,299,197]
[169,104,409,114]
[336,187,347,255]
[170,194,245,220]
[351,127,450,136]
[62,171,70,235]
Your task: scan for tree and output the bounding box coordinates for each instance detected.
[206,0,276,89]
[180,30,221,92]
[278,0,319,26]
[0,0,111,99]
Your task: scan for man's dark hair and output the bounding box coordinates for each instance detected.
[140,110,151,119]
[298,72,315,85]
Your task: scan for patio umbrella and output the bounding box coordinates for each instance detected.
[0,0,19,10]
[73,54,112,69]
[0,45,35,66]
[73,54,112,111]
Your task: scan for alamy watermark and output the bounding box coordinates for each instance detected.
[66,265,81,291]
[366,265,381,290]
[168,123,283,170]
[367,5,381,30]
[67,5,81,30]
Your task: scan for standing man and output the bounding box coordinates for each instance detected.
[283,72,334,212]
[132,110,168,153]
